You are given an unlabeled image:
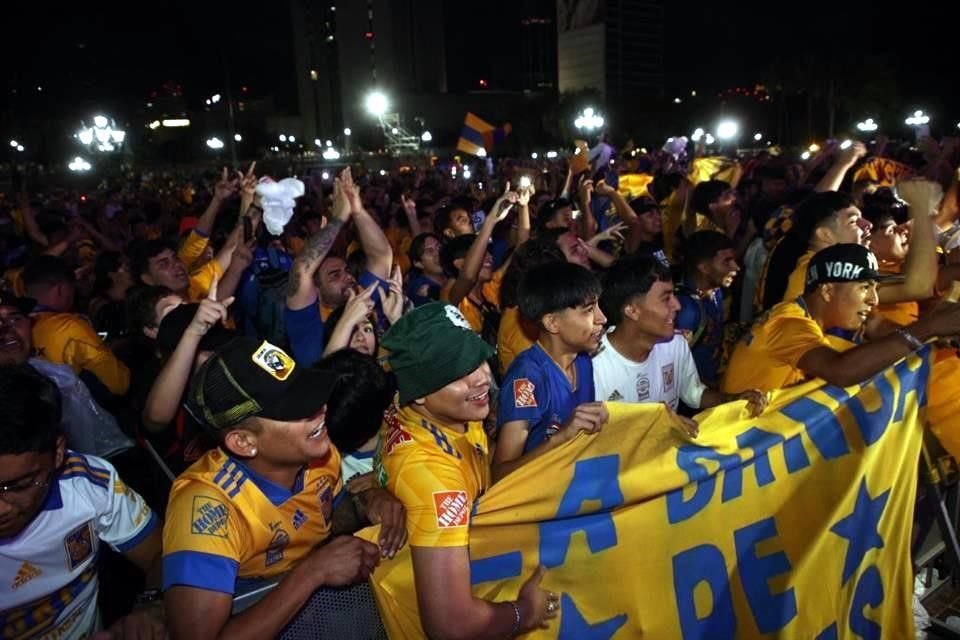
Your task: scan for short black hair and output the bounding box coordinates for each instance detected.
[440,233,476,278]
[433,202,469,235]
[0,364,62,455]
[684,230,734,278]
[861,188,908,228]
[126,284,174,334]
[600,255,672,325]
[131,238,178,281]
[500,238,566,309]
[518,262,601,324]
[314,350,395,454]
[691,180,731,216]
[23,255,75,294]
[792,191,857,244]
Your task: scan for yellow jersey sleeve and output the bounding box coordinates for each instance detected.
[764,315,831,369]
[162,479,247,594]
[178,230,209,269]
[49,316,130,395]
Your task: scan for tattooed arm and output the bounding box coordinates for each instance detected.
[285,175,353,310]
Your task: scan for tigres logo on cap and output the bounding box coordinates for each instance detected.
[251,341,296,380]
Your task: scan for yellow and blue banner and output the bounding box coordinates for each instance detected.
[456,113,511,157]
[366,348,930,638]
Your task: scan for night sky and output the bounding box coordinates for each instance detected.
[4,1,959,123]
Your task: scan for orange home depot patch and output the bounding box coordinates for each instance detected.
[432,490,469,528]
[513,378,537,408]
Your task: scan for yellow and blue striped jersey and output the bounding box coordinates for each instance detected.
[162,446,343,595]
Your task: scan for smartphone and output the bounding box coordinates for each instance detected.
[519,176,532,190]
[243,217,254,242]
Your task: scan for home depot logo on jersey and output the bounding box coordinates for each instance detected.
[513,378,537,408]
[433,490,469,528]
[11,561,41,590]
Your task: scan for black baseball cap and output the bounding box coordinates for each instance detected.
[804,243,898,293]
[0,291,35,314]
[155,303,236,354]
[185,337,337,431]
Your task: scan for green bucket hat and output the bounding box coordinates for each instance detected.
[381,302,494,405]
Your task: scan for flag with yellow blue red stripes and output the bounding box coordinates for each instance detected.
[364,347,930,638]
[456,112,511,157]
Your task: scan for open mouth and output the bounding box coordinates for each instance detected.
[0,336,22,350]
[467,389,489,403]
[856,311,870,322]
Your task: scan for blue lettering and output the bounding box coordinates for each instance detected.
[666,446,741,524]
[815,622,838,640]
[730,428,811,497]
[733,518,797,633]
[893,350,930,421]
[672,544,736,639]
[847,373,894,446]
[470,551,523,585]
[538,456,623,568]
[849,565,884,640]
[779,397,850,460]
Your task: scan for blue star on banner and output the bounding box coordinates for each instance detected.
[558,593,627,639]
[830,478,890,584]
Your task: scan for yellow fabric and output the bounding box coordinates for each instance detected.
[876,300,919,327]
[482,267,504,309]
[687,156,738,186]
[32,312,130,395]
[386,227,413,274]
[497,306,537,375]
[319,303,335,323]
[177,230,209,270]
[782,250,815,304]
[660,189,685,262]
[186,261,223,303]
[163,447,343,584]
[722,300,854,394]
[3,267,26,297]
[363,350,929,639]
[853,158,916,187]
[616,173,654,199]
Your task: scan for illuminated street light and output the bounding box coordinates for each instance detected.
[93,115,108,128]
[530,152,538,159]
[161,119,190,128]
[365,91,389,118]
[68,157,92,172]
[716,120,739,141]
[691,128,705,142]
[279,134,287,142]
[76,115,125,153]
[234,133,242,142]
[343,127,352,136]
[8,140,17,148]
[574,107,604,131]
[856,118,878,132]
[477,148,487,158]
[905,110,930,126]
[206,137,225,150]
[753,132,763,141]
[16,145,24,152]
[839,140,853,150]
[322,147,341,160]
[704,134,715,145]
[421,131,433,142]
[546,150,558,159]
[289,136,296,143]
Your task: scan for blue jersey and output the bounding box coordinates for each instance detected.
[675,286,725,387]
[497,343,594,453]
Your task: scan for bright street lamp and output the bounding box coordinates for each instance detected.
[365,91,389,118]
[421,131,433,143]
[343,127,352,136]
[753,132,763,141]
[68,157,92,172]
[8,140,17,148]
[856,118,878,132]
[716,120,739,141]
[234,134,242,142]
[574,107,604,131]
[905,110,930,126]
[206,137,225,150]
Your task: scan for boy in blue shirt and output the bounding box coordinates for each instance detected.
[493,262,609,482]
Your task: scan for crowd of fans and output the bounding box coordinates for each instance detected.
[3,132,960,638]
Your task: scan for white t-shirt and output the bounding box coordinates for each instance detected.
[592,331,706,410]
[0,452,158,640]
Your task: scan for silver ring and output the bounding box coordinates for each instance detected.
[546,601,557,614]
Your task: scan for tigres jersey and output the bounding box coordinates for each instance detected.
[162,447,343,595]
[31,311,130,396]
[1,453,158,640]
[722,299,855,394]
[781,250,815,304]
[375,405,490,549]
